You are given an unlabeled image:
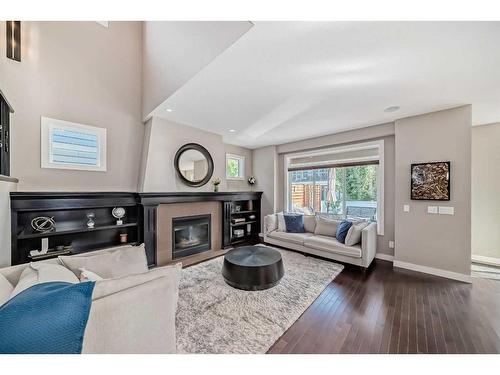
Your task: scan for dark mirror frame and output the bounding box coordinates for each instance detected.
[174,143,214,187]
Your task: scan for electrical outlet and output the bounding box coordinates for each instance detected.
[403,204,410,212]
[389,241,395,249]
[427,206,438,214]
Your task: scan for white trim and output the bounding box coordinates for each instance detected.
[375,253,394,262]
[393,260,472,283]
[225,153,245,180]
[41,117,107,172]
[471,254,500,267]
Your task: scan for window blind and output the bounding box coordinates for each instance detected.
[50,128,99,166]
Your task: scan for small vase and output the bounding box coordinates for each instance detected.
[213,185,219,192]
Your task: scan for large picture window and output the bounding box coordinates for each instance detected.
[288,165,378,221]
[285,140,385,234]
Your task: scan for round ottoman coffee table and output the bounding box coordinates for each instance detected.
[222,246,284,291]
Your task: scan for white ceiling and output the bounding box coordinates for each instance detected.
[152,21,500,149]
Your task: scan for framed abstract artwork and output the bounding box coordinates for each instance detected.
[410,161,450,201]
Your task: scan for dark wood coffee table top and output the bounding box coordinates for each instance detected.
[222,245,284,290]
[224,246,282,267]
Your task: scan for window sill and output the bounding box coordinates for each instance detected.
[0,175,19,183]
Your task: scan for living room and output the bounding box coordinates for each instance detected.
[1,0,499,373]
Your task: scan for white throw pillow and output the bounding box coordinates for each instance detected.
[276,212,286,232]
[0,273,14,306]
[344,222,370,246]
[303,215,316,233]
[79,268,104,282]
[314,216,341,237]
[10,262,79,297]
[59,244,148,279]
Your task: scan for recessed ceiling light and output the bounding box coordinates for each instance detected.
[229,129,236,133]
[166,108,173,112]
[384,106,400,113]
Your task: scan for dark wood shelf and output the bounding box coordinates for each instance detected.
[230,210,257,215]
[18,222,138,240]
[230,220,257,227]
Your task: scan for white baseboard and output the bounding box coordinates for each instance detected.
[375,253,394,262]
[471,254,500,267]
[393,260,472,283]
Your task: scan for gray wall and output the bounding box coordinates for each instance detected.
[254,123,396,256]
[394,106,471,276]
[0,21,144,191]
[472,122,500,260]
[140,117,253,192]
[252,146,278,223]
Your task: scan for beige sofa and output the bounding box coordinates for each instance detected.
[263,214,377,269]
[0,246,180,354]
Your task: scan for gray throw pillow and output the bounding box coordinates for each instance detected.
[344,222,370,246]
[314,216,341,237]
[303,215,316,233]
[59,244,148,279]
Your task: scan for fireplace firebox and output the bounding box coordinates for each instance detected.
[172,214,211,259]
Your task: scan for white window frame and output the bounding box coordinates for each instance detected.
[283,140,384,236]
[225,153,245,180]
[41,116,107,172]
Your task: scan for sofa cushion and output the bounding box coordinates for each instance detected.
[303,215,316,233]
[268,230,314,245]
[284,213,305,233]
[82,263,181,354]
[59,244,148,279]
[11,263,79,297]
[304,235,362,258]
[314,216,341,237]
[344,221,370,246]
[265,214,278,233]
[336,220,353,244]
[0,273,14,306]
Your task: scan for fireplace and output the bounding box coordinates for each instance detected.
[172,214,211,259]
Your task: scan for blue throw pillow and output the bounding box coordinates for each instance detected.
[336,220,353,244]
[284,214,305,233]
[0,281,95,354]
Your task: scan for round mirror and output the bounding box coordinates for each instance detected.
[174,143,214,187]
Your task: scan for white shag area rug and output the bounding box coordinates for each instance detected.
[176,247,343,354]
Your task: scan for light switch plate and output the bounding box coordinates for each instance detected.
[389,241,395,249]
[427,206,438,214]
[403,204,410,212]
[439,206,454,215]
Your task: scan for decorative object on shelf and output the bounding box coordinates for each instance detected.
[248,200,254,211]
[29,237,49,257]
[411,161,450,200]
[212,177,221,192]
[112,207,126,225]
[86,212,96,228]
[6,21,21,62]
[234,205,241,212]
[233,229,244,238]
[232,217,245,224]
[246,224,252,235]
[248,214,256,220]
[31,216,56,233]
[248,176,256,185]
[174,143,214,187]
[119,233,128,243]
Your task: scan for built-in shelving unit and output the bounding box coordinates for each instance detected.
[10,192,141,265]
[228,198,261,246]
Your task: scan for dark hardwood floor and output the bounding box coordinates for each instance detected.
[268,259,500,354]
